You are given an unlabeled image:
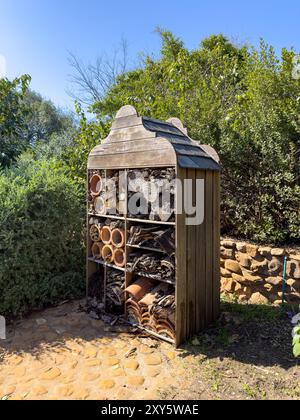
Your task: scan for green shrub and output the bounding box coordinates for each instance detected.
[0,158,85,318]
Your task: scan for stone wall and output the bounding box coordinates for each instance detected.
[220,239,300,305]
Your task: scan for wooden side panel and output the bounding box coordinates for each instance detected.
[205,170,214,326]
[186,169,196,339]
[212,171,221,320]
[195,170,206,332]
[176,167,187,347]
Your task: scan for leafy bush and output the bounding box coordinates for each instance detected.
[90,31,300,245]
[0,158,85,318]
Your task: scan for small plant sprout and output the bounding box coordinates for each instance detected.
[292,308,300,358]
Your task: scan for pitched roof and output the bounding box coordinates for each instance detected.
[88,106,220,171]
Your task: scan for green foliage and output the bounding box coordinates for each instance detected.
[62,102,110,183]
[22,90,75,144]
[91,31,300,244]
[0,158,85,318]
[0,75,31,167]
[292,320,300,357]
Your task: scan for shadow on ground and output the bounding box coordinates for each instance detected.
[180,301,297,370]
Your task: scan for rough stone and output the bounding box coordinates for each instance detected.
[220,259,225,268]
[236,253,252,269]
[287,260,300,280]
[86,359,101,367]
[251,259,268,274]
[221,268,232,278]
[249,292,269,305]
[124,360,139,370]
[127,376,145,386]
[259,247,272,256]
[1,385,16,398]
[99,379,115,390]
[144,355,162,366]
[225,260,242,274]
[221,240,236,248]
[56,385,74,397]
[103,357,120,367]
[41,367,61,380]
[102,348,117,357]
[31,386,48,397]
[268,258,283,275]
[111,368,126,377]
[84,347,98,359]
[14,366,26,377]
[238,295,248,303]
[221,279,236,293]
[266,277,282,286]
[139,345,154,354]
[73,388,90,400]
[236,243,247,253]
[245,244,259,258]
[83,372,100,382]
[146,367,161,378]
[271,248,285,257]
[221,247,235,260]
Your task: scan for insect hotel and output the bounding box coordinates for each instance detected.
[87,105,221,347]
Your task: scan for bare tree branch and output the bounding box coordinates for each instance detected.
[67,39,129,106]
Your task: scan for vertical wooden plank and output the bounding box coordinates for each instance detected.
[212,171,221,321]
[195,170,206,333]
[205,170,213,326]
[186,169,196,339]
[176,167,187,347]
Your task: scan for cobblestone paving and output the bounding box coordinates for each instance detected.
[0,301,184,400]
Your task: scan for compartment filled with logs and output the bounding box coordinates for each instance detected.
[88,169,126,216]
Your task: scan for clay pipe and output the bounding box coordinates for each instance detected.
[102,244,114,263]
[113,248,126,268]
[111,228,125,248]
[100,225,112,245]
[91,242,104,259]
[90,174,103,197]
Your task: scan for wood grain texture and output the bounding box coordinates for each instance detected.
[195,170,206,331]
[205,170,213,326]
[176,167,187,347]
[212,171,221,321]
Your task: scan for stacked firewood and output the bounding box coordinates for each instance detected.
[127,225,175,255]
[127,252,175,281]
[125,279,175,340]
[106,269,125,314]
[88,170,126,216]
[127,168,176,222]
[89,218,126,268]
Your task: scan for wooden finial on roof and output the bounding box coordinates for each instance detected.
[166,117,188,135]
[115,105,139,119]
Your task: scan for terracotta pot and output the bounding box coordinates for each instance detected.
[89,224,102,242]
[100,226,112,245]
[111,228,125,248]
[102,244,114,263]
[113,248,126,268]
[91,242,104,259]
[125,277,156,301]
[94,196,106,215]
[90,174,103,196]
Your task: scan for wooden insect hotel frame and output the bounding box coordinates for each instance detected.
[87,105,221,347]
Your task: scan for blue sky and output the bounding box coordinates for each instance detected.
[1,0,300,110]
